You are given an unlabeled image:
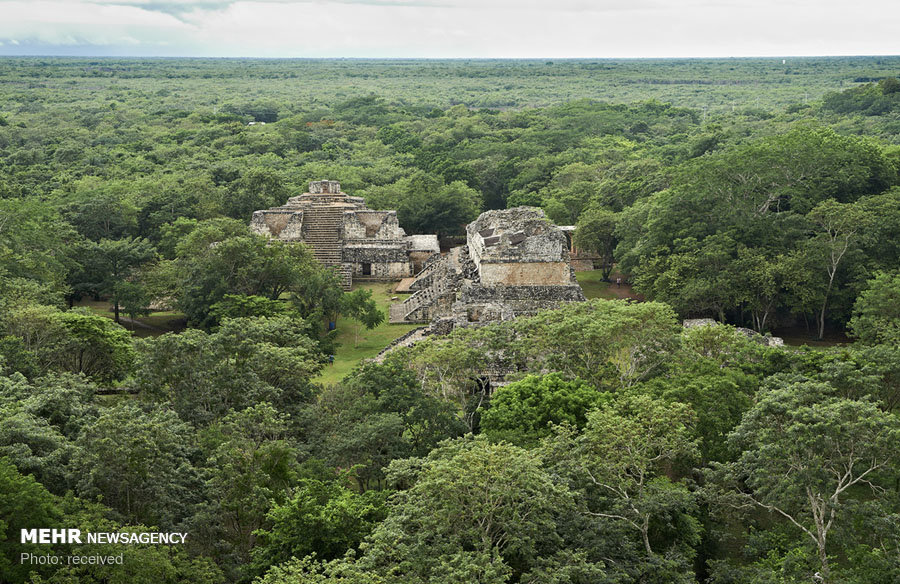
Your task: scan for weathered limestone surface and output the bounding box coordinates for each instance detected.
[250,180,439,288]
[478,262,571,286]
[390,207,586,328]
[682,318,785,347]
[250,210,304,240]
[468,207,570,267]
[309,180,342,194]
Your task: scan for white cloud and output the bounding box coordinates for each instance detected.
[0,1,193,48]
[0,0,897,57]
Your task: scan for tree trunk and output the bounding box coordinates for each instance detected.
[641,515,652,554]
[817,303,827,341]
[114,299,120,323]
[817,540,830,583]
[602,263,614,281]
[818,269,837,340]
[817,280,834,340]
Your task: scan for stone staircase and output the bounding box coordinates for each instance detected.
[303,206,352,290]
[408,259,438,292]
[390,247,465,323]
[337,263,353,290]
[389,279,454,323]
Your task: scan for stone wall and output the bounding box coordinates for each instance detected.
[343,243,410,278]
[408,251,434,274]
[309,180,342,194]
[478,261,571,286]
[450,282,584,325]
[351,261,409,279]
[250,210,304,240]
[467,207,570,269]
[342,211,404,240]
[458,284,586,304]
[570,258,595,271]
[342,244,409,264]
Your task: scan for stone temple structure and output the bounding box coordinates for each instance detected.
[389,207,586,327]
[250,180,439,289]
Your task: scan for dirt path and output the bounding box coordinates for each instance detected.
[605,281,644,301]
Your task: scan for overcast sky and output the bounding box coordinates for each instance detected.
[0,0,897,58]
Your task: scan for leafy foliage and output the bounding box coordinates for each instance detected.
[134,316,322,426]
[2,57,900,584]
[360,437,605,583]
[848,270,900,345]
[250,474,388,576]
[481,373,608,447]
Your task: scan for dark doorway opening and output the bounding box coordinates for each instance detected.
[362,263,372,276]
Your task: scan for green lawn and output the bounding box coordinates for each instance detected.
[315,282,420,385]
[575,270,644,301]
[575,271,615,300]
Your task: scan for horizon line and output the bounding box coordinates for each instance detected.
[1,54,899,60]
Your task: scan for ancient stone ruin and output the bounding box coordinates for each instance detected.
[250,180,439,289]
[683,318,785,347]
[389,207,586,328]
[558,225,600,271]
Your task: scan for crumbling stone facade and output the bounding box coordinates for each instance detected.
[389,207,586,328]
[250,181,439,289]
[683,318,785,347]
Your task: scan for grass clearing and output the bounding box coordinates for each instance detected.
[315,281,420,385]
[575,271,618,300]
[575,270,643,301]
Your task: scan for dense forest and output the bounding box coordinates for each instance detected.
[2,57,900,584]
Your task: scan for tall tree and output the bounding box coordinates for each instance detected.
[360,437,604,583]
[544,395,701,582]
[574,207,618,280]
[340,288,385,348]
[804,200,872,340]
[197,404,300,578]
[3,305,134,382]
[0,457,61,583]
[848,270,900,345]
[0,198,74,295]
[72,403,200,528]
[250,473,388,576]
[224,167,287,220]
[481,373,607,447]
[515,299,682,390]
[134,316,322,426]
[174,227,341,329]
[77,237,156,323]
[715,380,900,583]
